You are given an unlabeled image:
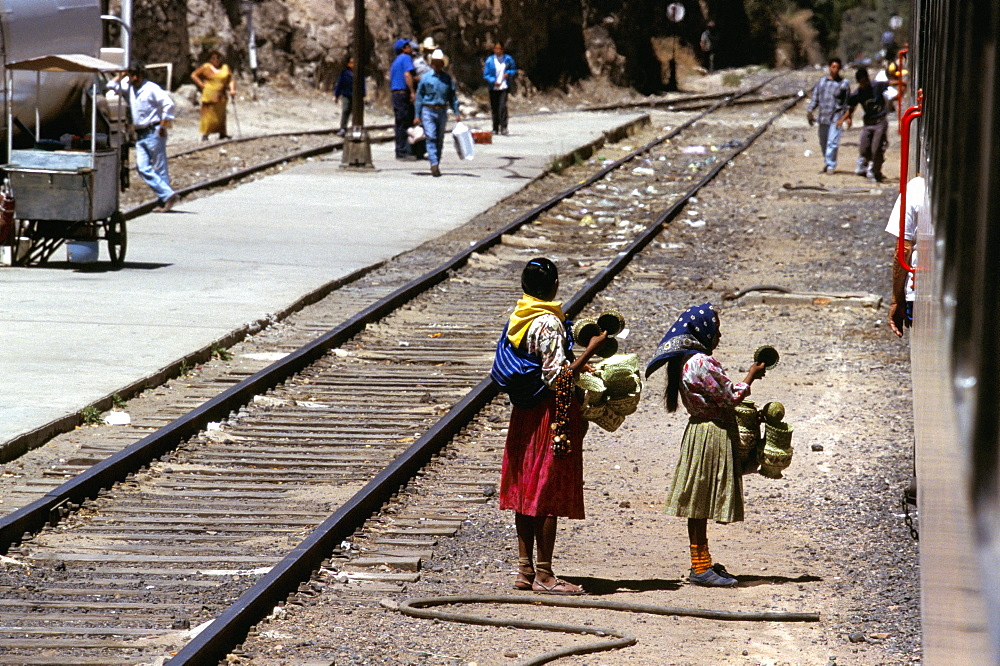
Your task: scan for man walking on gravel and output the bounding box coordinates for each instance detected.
[842,66,893,182]
[806,58,850,174]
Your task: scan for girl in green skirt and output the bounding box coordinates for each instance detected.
[645,303,766,587]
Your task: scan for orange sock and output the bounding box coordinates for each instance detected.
[690,544,712,574]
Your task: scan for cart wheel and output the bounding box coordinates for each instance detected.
[107,212,127,268]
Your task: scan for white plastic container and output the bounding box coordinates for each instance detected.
[451,122,475,160]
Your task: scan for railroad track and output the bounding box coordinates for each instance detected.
[0,76,801,665]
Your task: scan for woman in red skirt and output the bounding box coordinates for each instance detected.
[498,258,606,594]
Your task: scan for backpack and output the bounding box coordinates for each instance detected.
[490,321,572,409]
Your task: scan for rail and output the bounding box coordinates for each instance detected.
[897,88,922,273]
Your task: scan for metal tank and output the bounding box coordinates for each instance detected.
[0,0,103,137]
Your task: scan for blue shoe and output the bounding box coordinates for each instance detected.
[689,567,738,587]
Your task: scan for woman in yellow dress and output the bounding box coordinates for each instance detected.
[191,51,235,141]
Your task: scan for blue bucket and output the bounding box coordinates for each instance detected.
[67,240,99,263]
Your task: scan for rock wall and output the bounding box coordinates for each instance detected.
[116,0,743,95]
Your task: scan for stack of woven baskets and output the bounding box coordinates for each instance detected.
[576,353,643,432]
[758,401,793,478]
[572,309,641,432]
[734,400,794,478]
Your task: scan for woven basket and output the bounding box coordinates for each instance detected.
[597,354,641,398]
[583,402,626,432]
[734,402,760,462]
[607,392,640,416]
[758,422,793,479]
[597,309,626,336]
[572,318,601,347]
[595,337,619,358]
[761,401,785,426]
[575,371,606,394]
[754,345,780,369]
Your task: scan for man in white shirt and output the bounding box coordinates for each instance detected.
[885,176,924,336]
[112,61,178,211]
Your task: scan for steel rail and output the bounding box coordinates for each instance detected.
[167,93,802,665]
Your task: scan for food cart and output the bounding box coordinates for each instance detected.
[2,54,128,267]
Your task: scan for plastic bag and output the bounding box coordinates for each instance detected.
[452,122,475,160]
[407,125,425,145]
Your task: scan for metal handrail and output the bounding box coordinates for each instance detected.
[897,88,923,273]
[896,45,909,130]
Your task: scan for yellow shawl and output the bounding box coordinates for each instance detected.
[507,295,565,348]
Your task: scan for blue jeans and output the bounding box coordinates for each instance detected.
[136,129,175,203]
[421,106,447,166]
[817,122,842,170]
[392,91,414,158]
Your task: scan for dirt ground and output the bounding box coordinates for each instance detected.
[2,67,920,665]
[219,69,919,665]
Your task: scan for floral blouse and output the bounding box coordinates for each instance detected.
[524,314,569,388]
[680,353,750,422]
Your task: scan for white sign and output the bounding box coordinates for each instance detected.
[667,2,685,23]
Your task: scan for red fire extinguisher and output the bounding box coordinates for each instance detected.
[0,179,14,246]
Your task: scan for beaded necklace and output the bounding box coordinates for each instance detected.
[550,366,574,456]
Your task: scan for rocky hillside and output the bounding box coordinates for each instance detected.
[110,0,902,97]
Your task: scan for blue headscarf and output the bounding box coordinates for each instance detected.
[644,302,720,377]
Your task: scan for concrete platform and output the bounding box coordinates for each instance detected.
[0,110,647,454]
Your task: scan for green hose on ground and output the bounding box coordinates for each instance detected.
[399,594,820,665]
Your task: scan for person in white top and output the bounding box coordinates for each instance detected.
[111,61,178,211]
[483,42,517,135]
[884,176,925,336]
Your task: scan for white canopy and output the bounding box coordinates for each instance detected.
[6,54,123,73]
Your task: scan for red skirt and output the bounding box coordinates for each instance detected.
[499,393,585,519]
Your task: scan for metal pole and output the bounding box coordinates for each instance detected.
[121,0,132,68]
[341,0,374,169]
[245,1,259,84]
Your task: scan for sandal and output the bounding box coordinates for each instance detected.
[514,558,534,590]
[531,578,585,595]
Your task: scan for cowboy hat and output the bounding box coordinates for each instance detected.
[422,36,438,51]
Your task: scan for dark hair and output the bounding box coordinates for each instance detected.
[829,57,843,67]
[662,355,689,412]
[855,66,870,82]
[208,50,223,61]
[128,60,146,77]
[521,257,558,299]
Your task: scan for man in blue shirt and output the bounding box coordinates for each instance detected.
[333,57,365,136]
[414,50,461,177]
[389,39,417,160]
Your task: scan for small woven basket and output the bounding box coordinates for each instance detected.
[598,354,641,398]
[595,336,619,358]
[734,401,760,462]
[758,422,794,479]
[573,318,601,347]
[607,392,640,416]
[597,309,626,336]
[581,401,626,432]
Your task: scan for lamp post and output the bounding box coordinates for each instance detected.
[342,0,374,169]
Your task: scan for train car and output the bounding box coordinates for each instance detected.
[904,1,1000,663]
[0,0,105,142]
